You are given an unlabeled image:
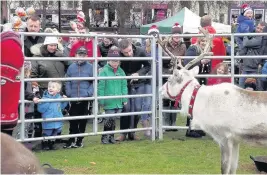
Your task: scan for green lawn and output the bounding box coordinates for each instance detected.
[34,118,266,174]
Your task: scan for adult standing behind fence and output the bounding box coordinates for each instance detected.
[116,39,151,141]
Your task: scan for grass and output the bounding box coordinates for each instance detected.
[34,117,266,174]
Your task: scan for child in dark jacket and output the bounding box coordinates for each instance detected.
[98,46,128,144]
[64,46,94,149]
[38,81,68,150]
[235,4,255,50]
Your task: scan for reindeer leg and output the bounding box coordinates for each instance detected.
[220,138,234,175]
[229,141,240,174]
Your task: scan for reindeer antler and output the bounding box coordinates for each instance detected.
[184,27,214,70]
[157,35,184,71]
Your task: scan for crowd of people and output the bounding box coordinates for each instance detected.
[1,4,267,151]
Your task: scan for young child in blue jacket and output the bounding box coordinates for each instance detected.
[236,4,255,50]
[37,81,68,150]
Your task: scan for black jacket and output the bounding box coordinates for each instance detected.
[98,42,113,67]
[24,28,45,57]
[120,45,151,85]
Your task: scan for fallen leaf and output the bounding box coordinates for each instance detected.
[90,162,96,165]
[64,159,68,162]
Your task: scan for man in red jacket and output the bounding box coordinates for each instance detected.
[191,15,226,70]
[1,31,24,135]
[69,27,101,65]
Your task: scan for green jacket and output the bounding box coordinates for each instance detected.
[98,64,128,110]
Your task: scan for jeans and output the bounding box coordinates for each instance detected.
[140,84,152,121]
[42,128,62,137]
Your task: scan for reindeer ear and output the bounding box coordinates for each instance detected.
[190,66,199,76]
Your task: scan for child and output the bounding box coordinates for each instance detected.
[244,78,257,91]
[64,46,94,149]
[207,63,231,85]
[98,46,128,144]
[236,4,255,50]
[37,81,68,150]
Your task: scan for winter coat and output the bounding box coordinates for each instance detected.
[98,64,128,110]
[24,28,45,57]
[191,26,226,69]
[24,82,35,114]
[261,61,267,82]
[69,39,101,66]
[207,77,231,85]
[98,42,113,67]
[235,15,255,50]
[30,44,66,89]
[37,91,68,130]
[162,38,186,69]
[65,62,94,98]
[119,45,151,86]
[239,36,263,71]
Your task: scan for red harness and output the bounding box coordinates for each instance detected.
[166,80,201,118]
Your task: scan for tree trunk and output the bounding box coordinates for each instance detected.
[1,1,8,24]
[42,1,47,30]
[82,1,90,29]
[198,1,205,17]
[116,1,133,34]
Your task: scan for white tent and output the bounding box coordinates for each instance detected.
[182,7,231,33]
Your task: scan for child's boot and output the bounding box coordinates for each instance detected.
[42,141,50,150]
[101,135,110,144]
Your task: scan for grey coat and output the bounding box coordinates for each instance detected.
[240,36,264,71]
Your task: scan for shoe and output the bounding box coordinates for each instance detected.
[42,141,50,151]
[63,142,75,149]
[185,130,202,138]
[196,130,206,136]
[101,135,110,144]
[128,133,140,141]
[48,141,56,150]
[75,140,83,148]
[115,135,126,142]
[109,134,116,144]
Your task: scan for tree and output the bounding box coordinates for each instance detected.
[41,1,48,29]
[82,1,90,29]
[198,1,205,17]
[180,1,191,9]
[115,1,133,34]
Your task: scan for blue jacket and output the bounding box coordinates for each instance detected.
[65,62,94,98]
[262,62,267,81]
[235,15,255,49]
[37,91,68,129]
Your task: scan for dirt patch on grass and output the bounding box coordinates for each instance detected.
[62,166,96,174]
[239,163,258,173]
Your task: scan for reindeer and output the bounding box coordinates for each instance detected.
[156,28,267,174]
[1,133,45,174]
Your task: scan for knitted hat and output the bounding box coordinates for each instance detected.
[107,46,121,57]
[44,36,58,45]
[172,22,182,34]
[24,61,32,70]
[76,46,88,54]
[148,25,159,35]
[77,11,85,23]
[241,4,253,16]
[26,7,35,17]
[244,78,257,90]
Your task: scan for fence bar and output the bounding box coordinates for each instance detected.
[151,37,156,141]
[17,111,152,123]
[17,127,151,142]
[163,126,189,130]
[158,44,163,140]
[25,57,153,61]
[19,34,25,141]
[93,35,98,134]
[162,110,182,113]
[24,75,152,82]
[162,74,267,78]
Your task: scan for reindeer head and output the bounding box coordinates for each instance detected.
[157,27,213,100]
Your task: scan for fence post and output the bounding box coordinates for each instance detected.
[158,40,163,140]
[93,36,99,134]
[230,34,235,84]
[19,33,25,141]
[151,37,156,141]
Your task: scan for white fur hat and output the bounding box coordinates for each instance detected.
[43,36,58,45]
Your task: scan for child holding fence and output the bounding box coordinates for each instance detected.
[98,46,128,144]
[37,81,68,150]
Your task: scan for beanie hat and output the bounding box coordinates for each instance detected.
[44,37,58,45]
[77,11,86,23]
[148,25,159,35]
[107,46,121,57]
[15,7,26,17]
[241,4,253,16]
[244,78,257,90]
[26,7,35,17]
[76,46,88,55]
[172,22,182,34]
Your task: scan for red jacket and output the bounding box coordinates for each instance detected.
[191,26,226,70]
[1,32,24,129]
[69,39,101,63]
[207,77,231,86]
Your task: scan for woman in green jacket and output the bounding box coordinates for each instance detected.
[98,46,128,144]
